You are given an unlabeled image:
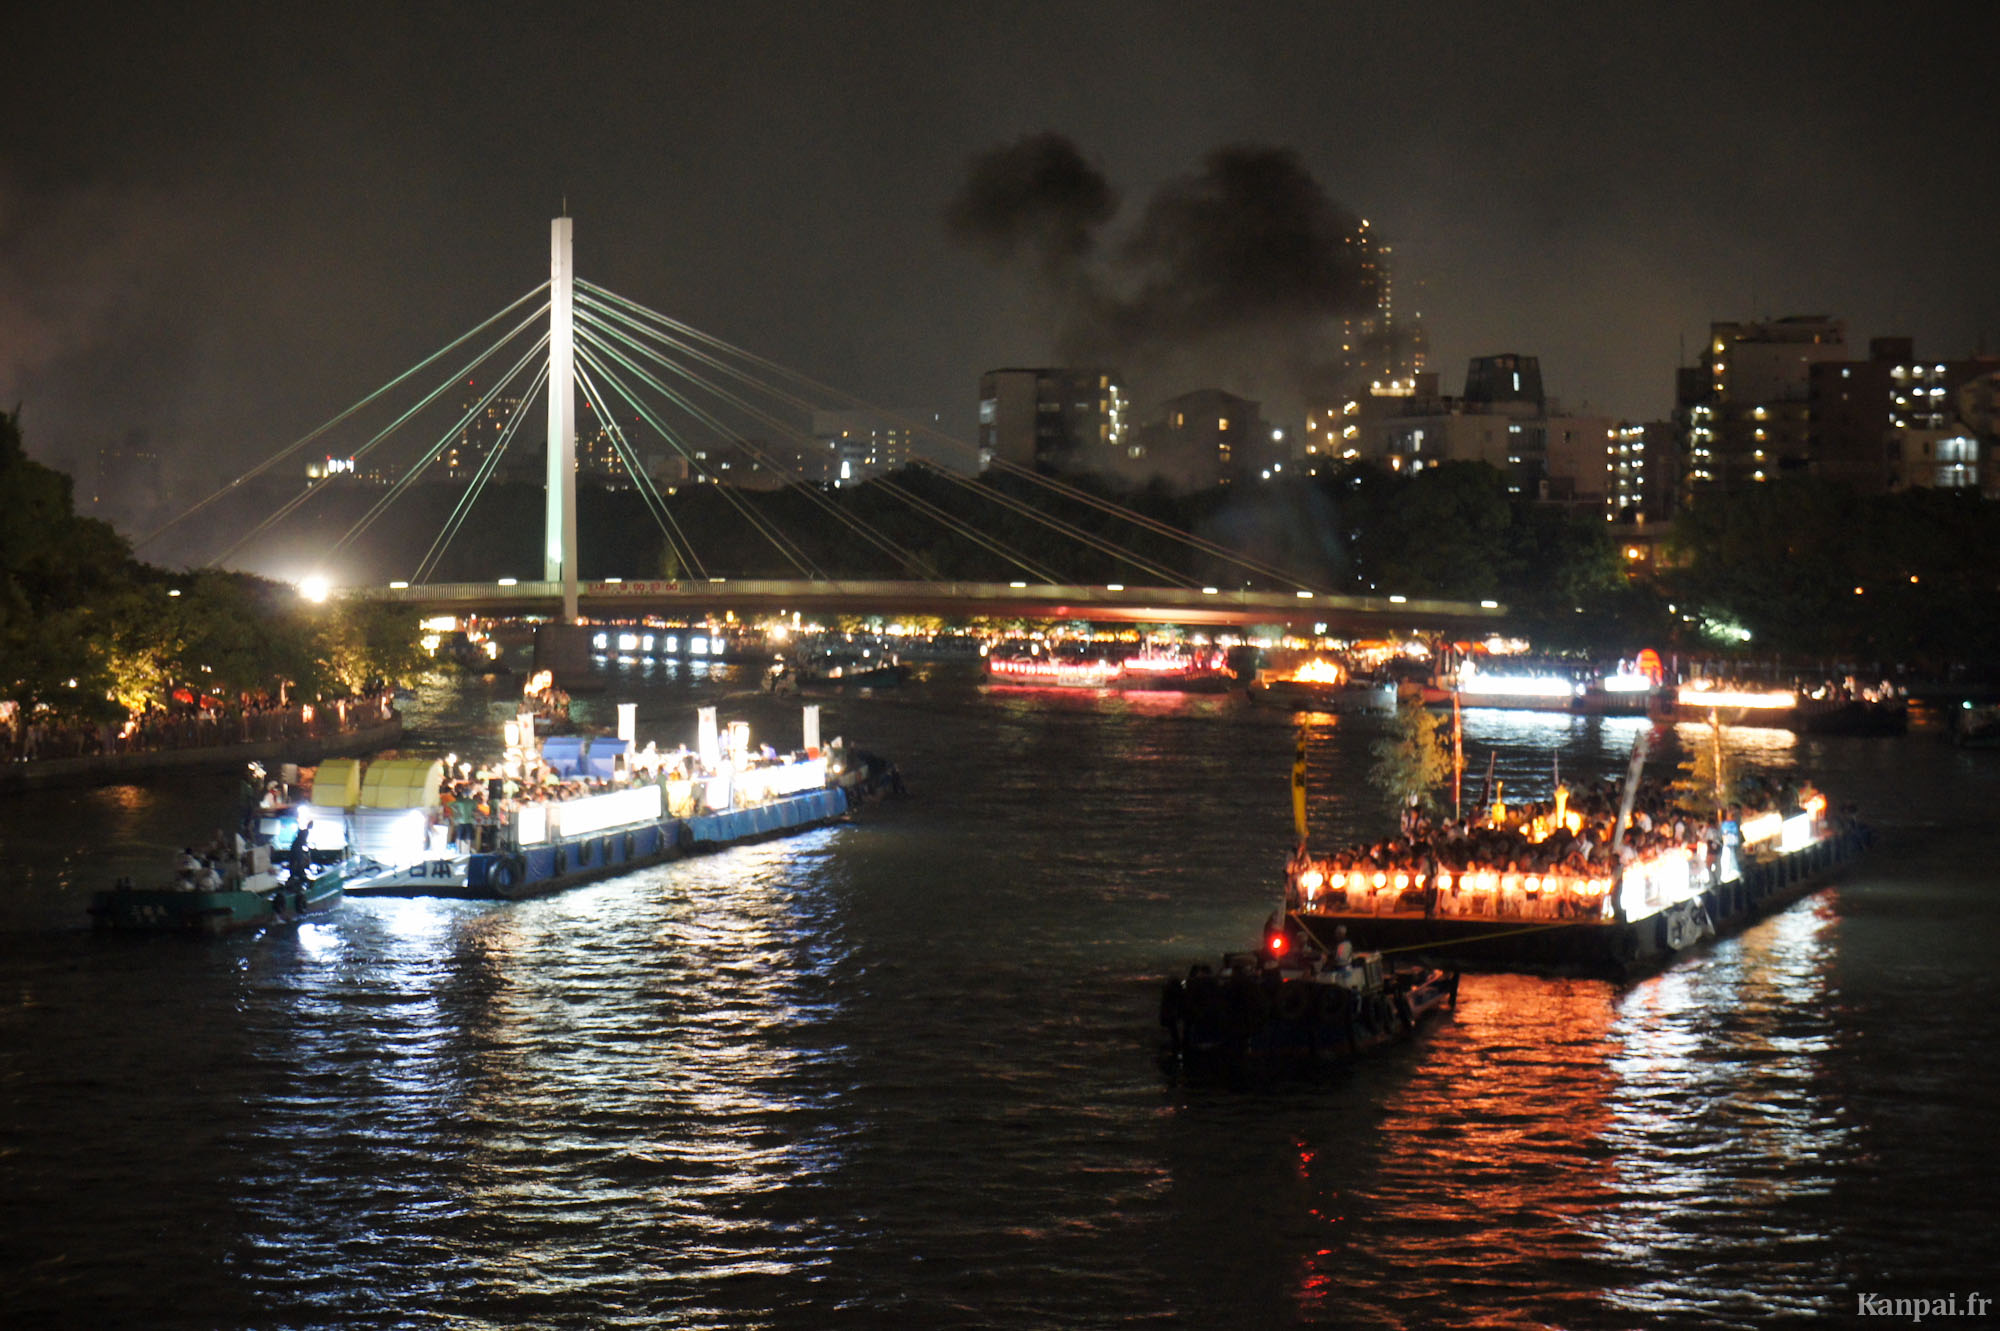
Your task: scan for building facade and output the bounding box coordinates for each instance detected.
[977,368,1129,474]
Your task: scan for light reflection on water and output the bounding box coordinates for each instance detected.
[1,667,1994,1328]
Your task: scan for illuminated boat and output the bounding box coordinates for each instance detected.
[766,644,910,693]
[1247,656,1397,713]
[985,643,1234,692]
[1159,942,1458,1070]
[1439,657,1658,715]
[1674,680,1909,734]
[286,705,878,902]
[89,842,344,935]
[1285,792,1869,979]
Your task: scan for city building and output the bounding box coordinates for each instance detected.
[1675,316,1849,503]
[1138,389,1274,488]
[1365,357,1614,505]
[1810,338,1998,494]
[810,409,941,487]
[977,368,1129,474]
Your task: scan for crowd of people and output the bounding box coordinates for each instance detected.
[2,690,397,763]
[1289,775,1821,924]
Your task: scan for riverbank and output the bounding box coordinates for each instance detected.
[0,715,406,793]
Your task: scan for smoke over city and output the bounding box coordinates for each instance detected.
[947,135,1382,421]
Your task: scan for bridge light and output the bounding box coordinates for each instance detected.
[1201,587,1218,595]
[167,589,181,597]
[1106,583,1124,591]
[604,577,622,584]
[1481,600,1499,608]
[498,578,518,586]
[1389,595,1407,603]
[299,575,331,603]
[1296,590,1313,598]
[388,581,409,589]
[1009,581,1027,588]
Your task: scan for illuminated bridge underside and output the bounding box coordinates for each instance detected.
[362,580,1505,632]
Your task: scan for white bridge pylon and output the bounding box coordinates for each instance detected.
[546,216,579,622]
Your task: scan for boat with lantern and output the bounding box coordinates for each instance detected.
[1282,741,1869,978]
[1673,678,1909,734]
[1159,938,1458,1071]
[985,642,1235,692]
[1247,655,1397,713]
[277,704,885,902]
[1420,655,1660,716]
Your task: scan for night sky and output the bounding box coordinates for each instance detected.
[6,2,1995,526]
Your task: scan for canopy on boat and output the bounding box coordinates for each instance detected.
[584,736,629,780]
[541,735,585,778]
[310,758,364,808]
[358,758,444,810]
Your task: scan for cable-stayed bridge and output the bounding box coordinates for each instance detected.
[141,218,1502,636]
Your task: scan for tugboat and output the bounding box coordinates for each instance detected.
[1160,930,1458,1071]
[89,838,343,935]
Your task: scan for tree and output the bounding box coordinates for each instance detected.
[1370,695,1453,812]
[1670,711,1742,817]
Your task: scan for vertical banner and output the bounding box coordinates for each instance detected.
[727,720,751,765]
[617,702,637,745]
[1291,725,1309,843]
[803,704,821,754]
[697,706,720,770]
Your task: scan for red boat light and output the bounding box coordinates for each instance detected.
[1268,932,1288,956]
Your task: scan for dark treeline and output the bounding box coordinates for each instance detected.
[1,414,429,726]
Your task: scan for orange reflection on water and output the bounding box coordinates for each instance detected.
[1287,975,1624,1322]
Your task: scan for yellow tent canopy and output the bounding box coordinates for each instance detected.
[358,758,445,810]
[310,758,365,808]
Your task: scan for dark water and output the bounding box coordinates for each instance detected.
[2,666,1995,1329]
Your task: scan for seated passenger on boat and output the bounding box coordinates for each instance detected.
[1290,775,1823,924]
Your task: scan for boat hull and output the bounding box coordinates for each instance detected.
[1297,826,1871,979]
[346,788,852,902]
[1162,965,1458,1070]
[89,876,344,935]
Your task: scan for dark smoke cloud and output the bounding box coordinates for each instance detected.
[945,133,1118,275]
[948,137,1381,427]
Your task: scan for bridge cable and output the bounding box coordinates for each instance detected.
[412,360,550,584]
[335,334,553,553]
[577,311,1060,583]
[578,318,922,578]
[204,305,551,568]
[573,341,825,579]
[579,296,1158,583]
[569,357,705,579]
[138,283,550,554]
[579,280,1330,592]
[578,300,1076,583]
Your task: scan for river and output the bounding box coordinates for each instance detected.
[1,662,1994,1329]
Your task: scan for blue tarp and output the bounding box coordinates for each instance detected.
[584,736,629,780]
[540,735,585,777]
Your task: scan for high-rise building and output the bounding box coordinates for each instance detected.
[1676,316,1848,504]
[977,368,1129,474]
[810,409,939,486]
[1810,338,1997,494]
[1144,390,1272,488]
[1365,358,1614,506]
[1339,220,1427,394]
[444,378,523,480]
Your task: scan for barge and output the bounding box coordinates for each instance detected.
[266,704,885,902]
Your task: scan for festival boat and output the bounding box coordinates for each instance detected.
[1422,657,1659,716]
[1159,942,1458,1071]
[1282,740,1871,979]
[269,704,888,902]
[1673,678,1910,734]
[1247,655,1397,713]
[89,842,344,935]
[766,642,910,693]
[1952,701,2000,749]
[985,643,1235,692]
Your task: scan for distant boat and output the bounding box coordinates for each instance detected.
[89,843,343,935]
